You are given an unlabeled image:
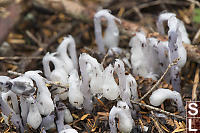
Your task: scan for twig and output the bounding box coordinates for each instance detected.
[150,111,164,133]
[139,58,180,101]
[192,28,200,44]
[131,100,185,120]
[25,30,44,48]
[192,65,199,101]
[0,56,42,60]
[7,70,68,90]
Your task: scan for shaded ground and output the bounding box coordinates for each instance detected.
[0,0,200,132]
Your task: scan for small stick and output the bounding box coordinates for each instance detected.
[7,70,68,89]
[0,56,42,60]
[131,100,185,120]
[192,28,200,44]
[192,65,199,101]
[139,58,180,101]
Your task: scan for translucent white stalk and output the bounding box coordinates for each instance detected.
[114,59,138,107]
[56,35,78,71]
[149,88,184,114]
[64,108,73,123]
[79,53,94,112]
[109,101,134,133]
[24,71,54,116]
[68,69,83,109]
[94,9,121,53]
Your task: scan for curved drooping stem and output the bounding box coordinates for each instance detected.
[157,12,190,44]
[157,12,176,35]
[43,52,68,86]
[57,35,78,71]
[149,88,185,115]
[94,9,121,54]
[109,101,134,133]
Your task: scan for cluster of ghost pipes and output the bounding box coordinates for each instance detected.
[0,9,190,133]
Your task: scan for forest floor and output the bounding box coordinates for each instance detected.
[0,0,200,132]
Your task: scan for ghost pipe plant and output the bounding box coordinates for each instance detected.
[114,59,138,107]
[168,16,187,92]
[68,69,83,109]
[109,101,134,133]
[24,70,54,116]
[79,53,103,112]
[157,12,191,44]
[94,9,121,53]
[43,52,68,100]
[149,88,185,115]
[56,35,78,71]
[129,32,158,80]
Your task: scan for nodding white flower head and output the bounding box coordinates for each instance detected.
[149,88,184,114]
[68,69,83,109]
[109,101,134,133]
[0,76,11,92]
[102,64,120,100]
[94,9,121,53]
[24,70,54,116]
[60,129,78,133]
[64,108,73,123]
[27,97,42,129]
[129,32,146,48]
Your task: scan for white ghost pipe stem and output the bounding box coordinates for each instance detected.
[24,71,54,116]
[109,101,134,133]
[68,69,83,109]
[79,53,94,112]
[57,35,78,71]
[20,96,29,126]
[149,88,184,114]
[1,90,20,114]
[94,9,121,53]
[168,16,182,92]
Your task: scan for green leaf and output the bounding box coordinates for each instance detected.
[193,8,200,23]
